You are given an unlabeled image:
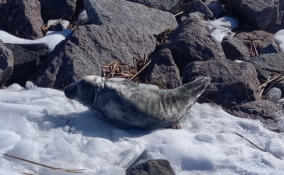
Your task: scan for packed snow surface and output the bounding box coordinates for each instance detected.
[274,30,284,52]
[0,30,72,51]
[0,84,284,175]
[209,16,239,42]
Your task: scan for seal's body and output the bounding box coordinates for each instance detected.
[64,76,210,129]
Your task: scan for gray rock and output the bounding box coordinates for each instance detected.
[0,0,44,39]
[40,0,78,22]
[5,44,49,86]
[84,0,178,35]
[250,53,284,82]
[34,24,156,89]
[183,0,213,20]
[0,41,14,87]
[230,100,284,131]
[221,36,250,61]
[206,0,224,18]
[235,30,280,55]
[143,48,182,89]
[266,87,282,102]
[126,0,181,13]
[126,159,175,175]
[168,13,225,71]
[226,0,280,32]
[183,59,260,106]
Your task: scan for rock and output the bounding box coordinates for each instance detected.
[183,0,213,20]
[226,0,280,32]
[126,0,181,13]
[266,87,283,102]
[143,48,182,89]
[168,13,225,71]
[4,44,49,86]
[84,0,178,35]
[206,0,224,18]
[0,0,44,39]
[230,100,284,131]
[183,59,260,106]
[221,36,250,61]
[126,159,176,175]
[235,30,280,55]
[34,24,156,89]
[40,0,78,22]
[0,41,14,87]
[250,53,284,82]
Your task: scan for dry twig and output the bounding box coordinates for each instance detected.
[4,153,85,174]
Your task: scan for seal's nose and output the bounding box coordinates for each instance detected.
[64,84,77,99]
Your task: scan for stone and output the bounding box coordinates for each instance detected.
[230,100,284,131]
[0,0,44,39]
[183,59,260,106]
[0,41,14,87]
[250,53,284,82]
[183,0,213,20]
[84,0,178,35]
[126,159,176,175]
[5,44,49,86]
[168,13,225,71]
[235,30,280,55]
[126,0,181,13]
[143,48,182,89]
[40,0,78,22]
[221,36,250,61]
[34,24,156,89]
[206,0,224,18]
[266,87,282,102]
[226,0,280,32]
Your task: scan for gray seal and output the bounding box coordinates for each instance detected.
[64,75,210,129]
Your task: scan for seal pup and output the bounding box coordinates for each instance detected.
[64,75,210,129]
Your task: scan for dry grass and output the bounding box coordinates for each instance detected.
[257,73,284,100]
[101,55,151,83]
[4,153,85,174]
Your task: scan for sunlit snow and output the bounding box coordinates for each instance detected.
[0,83,284,175]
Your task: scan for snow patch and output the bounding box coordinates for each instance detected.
[0,29,72,51]
[274,30,284,52]
[0,84,284,175]
[209,16,239,42]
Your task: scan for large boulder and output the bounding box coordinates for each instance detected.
[250,53,284,82]
[0,0,44,39]
[5,44,49,86]
[125,0,181,13]
[183,59,260,106]
[0,41,14,87]
[235,30,280,55]
[183,0,214,20]
[143,48,182,89]
[226,0,280,32]
[40,0,78,22]
[230,100,284,131]
[126,159,176,175]
[168,13,225,71]
[84,0,178,35]
[34,24,156,89]
[221,36,250,61]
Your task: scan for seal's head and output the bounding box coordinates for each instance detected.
[64,75,104,105]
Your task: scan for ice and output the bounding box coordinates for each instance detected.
[209,16,239,42]
[274,30,284,52]
[0,29,72,51]
[0,84,284,175]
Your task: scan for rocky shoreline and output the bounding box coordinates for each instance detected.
[0,0,284,174]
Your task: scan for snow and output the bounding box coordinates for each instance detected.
[0,29,72,51]
[0,83,284,175]
[274,30,284,52]
[209,16,239,42]
[47,19,70,30]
